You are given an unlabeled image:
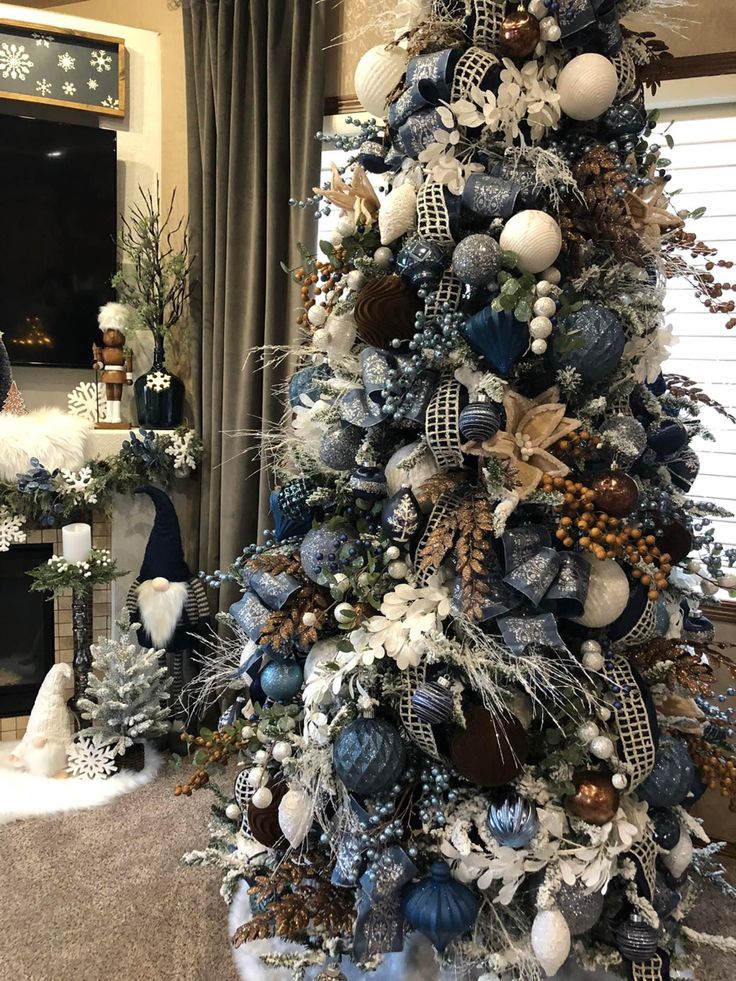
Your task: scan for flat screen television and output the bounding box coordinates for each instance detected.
[0,113,117,369]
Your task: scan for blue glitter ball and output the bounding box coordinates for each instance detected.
[637,737,694,808]
[487,793,539,849]
[332,717,406,796]
[259,660,304,702]
[319,424,364,471]
[459,402,502,442]
[552,304,625,382]
[300,524,355,584]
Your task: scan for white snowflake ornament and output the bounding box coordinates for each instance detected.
[67,737,118,780]
[67,381,106,422]
[0,508,26,552]
[0,42,34,81]
[145,370,171,393]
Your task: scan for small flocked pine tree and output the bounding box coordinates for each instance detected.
[78,609,172,755]
[1,381,27,416]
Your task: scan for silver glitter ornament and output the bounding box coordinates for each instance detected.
[451,234,501,287]
[300,525,354,585]
[319,424,364,471]
[600,415,648,463]
[487,793,539,848]
[637,736,694,808]
[332,717,407,796]
[615,915,659,962]
[555,881,605,935]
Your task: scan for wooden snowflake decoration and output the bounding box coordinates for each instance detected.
[67,381,106,422]
[66,736,117,779]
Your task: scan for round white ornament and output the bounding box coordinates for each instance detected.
[530,316,553,339]
[378,183,417,245]
[582,650,605,671]
[336,215,356,237]
[535,280,553,297]
[598,706,612,722]
[542,265,561,285]
[225,803,241,821]
[347,269,366,291]
[557,53,618,121]
[663,831,692,877]
[531,338,548,355]
[354,45,409,117]
[272,741,292,762]
[571,554,630,628]
[577,722,600,743]
[385,440,440,498]
[334,602,356,625]
[533,296,556,318]
[386,545,400,561]
[278,787,314,846]
[540,17,561,42]
[247,766,266,788]
[307,304,327,327]
[590,735,615,760]
[531,909,571,977]
[612,773,627,790]
[388,560,409,579]
[373,246,393,268]
[251,786,273,809]
[499,210,562,274]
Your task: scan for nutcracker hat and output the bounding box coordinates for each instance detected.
[136,485,191,582]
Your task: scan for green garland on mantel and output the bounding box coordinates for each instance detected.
[0,426,203,532]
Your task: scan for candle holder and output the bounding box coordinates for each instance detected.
[70,589,93,728]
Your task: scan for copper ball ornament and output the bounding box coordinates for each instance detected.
[247,781,288,848]
[450,705,528,788]
[565,771,620,826]
[353,274,421,348]
[501,10,541,58]
[590,471,639,517]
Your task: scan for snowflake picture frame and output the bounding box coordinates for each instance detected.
[0,19,125,118]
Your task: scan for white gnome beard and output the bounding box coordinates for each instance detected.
[137,580,188,649]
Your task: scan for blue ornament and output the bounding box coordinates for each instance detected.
[300,524,354,585]
[402,861,479,952]
[463,307,528,376]
[277,476,318,519]
[649,807,681,851]
[616,916,660,962]
[348,465,388,502]
[269,490,311,543]
[396,239,448,293]
[637,737,694,808]
[458,401,502,442]
[288,364,330,407]
[381,485,422,545]
[601,101,647,139]
[319,424,364,471]
[666,449,699,492]
[411,678,454,724]
[552,304,625,383]
[487,793,539,848]
[332,717,406,796]
[647,420,688,457]
[259,660,304,701]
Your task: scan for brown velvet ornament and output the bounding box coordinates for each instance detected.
[565,770,620,826]
[656,521,693,565]
[501,11,541,59]
[450,705,528,787]
[353,274,421,349]
[590,471,640,517]
[247,781,288,848]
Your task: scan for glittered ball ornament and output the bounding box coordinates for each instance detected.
[259,660,304,702]
[590,471,639,517]
[451,234,501,287]
[300,525,355,585]
[647,419,689,457]
[499,210,562,275]
[501,10,541,58]
[615,916,660,962]
[354,44,409,117]
[555,881,605,936]
[557,53,619,121]
[450,705,528,788]
[319,424,364,471]
[379,183,417,245]
[332,717,406,796]
[531,909,571,977]
[277,786,314,847]
[402,862,480,952]
[600,415,648,464]
[571,554,630,628]
[487,793,539,848]
[552,304,625,383]
[650,807,682,851]
[459,401,502,442]
[565,770,620,826]
[637,737,694,808]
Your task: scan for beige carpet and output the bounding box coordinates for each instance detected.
[0,761,236,981]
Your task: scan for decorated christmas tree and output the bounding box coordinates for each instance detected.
[77,610,172,756]
[179,2,736,978]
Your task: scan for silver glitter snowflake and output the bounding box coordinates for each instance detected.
[67,381,106,421]
[67,737,118,780]
[145,370,171,393]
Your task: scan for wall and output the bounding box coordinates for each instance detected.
[0,1,162,412]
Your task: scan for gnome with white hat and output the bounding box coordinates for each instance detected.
[7,663,75,777]
[126,485,210,716]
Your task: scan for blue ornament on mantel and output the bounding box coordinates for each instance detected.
[637,736,694,808]
[259,660,304,702]
[332,717,406,796]
[487,793,539,848]
[402,861,480,952]
[551,304,625,383]
[463,307,529,376]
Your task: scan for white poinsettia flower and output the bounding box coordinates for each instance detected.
[623,324,678,384]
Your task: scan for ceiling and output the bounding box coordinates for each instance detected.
[7,1,88,7]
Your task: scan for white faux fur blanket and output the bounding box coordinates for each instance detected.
[0,409,90,482]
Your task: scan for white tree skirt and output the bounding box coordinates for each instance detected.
[0,741,162,825]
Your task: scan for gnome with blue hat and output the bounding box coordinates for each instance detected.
[126,485,210,716]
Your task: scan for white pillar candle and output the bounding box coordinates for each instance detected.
[62,523,92,564]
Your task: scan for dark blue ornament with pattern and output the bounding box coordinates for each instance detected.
[411,678,454,724]
[463,307,528,376]
[402,861,479,952]
[647,420,688,457]
[615,916,660,962]
[552,304,625,383]
[396,238,448,293]
[332,717,406,796]
[459,401,502,442]
[637,737,694,808]
[382,485,422,545]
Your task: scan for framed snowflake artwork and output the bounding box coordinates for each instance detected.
[0,19,125,117]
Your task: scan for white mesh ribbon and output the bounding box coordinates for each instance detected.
[399,662,443,760]
[631,955,667,981]
[605,655,657,789]
[417,181,456,245]
[424,270,465,317]
[468,0,505,52]
[425,378,465,471]
[613,600,658,650]
[451,45,499,102]
[613,44,637,97]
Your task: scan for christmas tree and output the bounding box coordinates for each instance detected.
[77,610,172,756]
[0,331,12,408]
[1,380,28,416]
[179,2,736,978]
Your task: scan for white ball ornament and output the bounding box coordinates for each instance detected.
[385,545,400,561]
[328,230,343,248]
[254,749,269,765]
[500,210,562,274]
[307,304,328,327]
[272,741,292,762]
[590,735,615,760]
[389,560,409,579]
[373,246,393,268]
[542,266,561,285]
[347,269,366,291]
[528,0,547,16]
[385,440,440,497]
[663,831,692,877]
[531,909,571,977]
[533,296,557,318]
[539,17,561,42]
[582,650,605,671]
[571,554,630,628]
[530,316,553,339]
[598,706,612,722]
[577,722,600,743]
[378,183,417,245]
[278,787,314,847]
[336,215,356,237]
[354,44,408,118]
[612,773,627,790]
[251,786,273,809]
[535,280,553,297]
[302,611,317,627]
[531,338,548,356]
[247,766,266,788]
[334,602,356,625]
[557,53,618,121]
[312,328,329,350]
[225,803,242,821]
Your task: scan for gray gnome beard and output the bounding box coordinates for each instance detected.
[137,580,189,649]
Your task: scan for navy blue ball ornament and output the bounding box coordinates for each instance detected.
[451,234,501,287]
[381,485,422,545]
[260,660,304,701]
[319,424,364,471]
[396,239,448,293]
[402,861,480,952]
[458,402,502,442]
[552,304,625,383]
[487,793,539,849]
[411,677,454,724]
[600,415,648,463]
[615,916,660,962]
[349,464,388,502]
[555,881,605,936]
[332,717,407,796]
[637,737,694,808]
[666,449,700,492]
[602,100,648,140]
[647,420,688,457]
[650,807,681,851]
[463,307,528,376]
[300,525,355,585]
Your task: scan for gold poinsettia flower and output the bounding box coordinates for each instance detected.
[313,162,380,227]
[481,385,581,498]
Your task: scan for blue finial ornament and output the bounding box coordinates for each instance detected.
[402,861,479,951]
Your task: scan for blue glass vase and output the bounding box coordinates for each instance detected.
[134,336,184,429]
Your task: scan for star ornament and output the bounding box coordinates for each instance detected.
[314,163,380,227]
[480,385,581,498]
[625,160,684,246]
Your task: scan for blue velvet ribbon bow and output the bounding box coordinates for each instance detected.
[228,570,301,643]
[558,0,623,56]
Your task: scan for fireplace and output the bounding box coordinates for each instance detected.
[0,544,55,717]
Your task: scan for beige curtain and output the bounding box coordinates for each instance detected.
[182,0,325,606]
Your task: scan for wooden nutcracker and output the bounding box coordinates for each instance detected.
[92,302,133,428]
